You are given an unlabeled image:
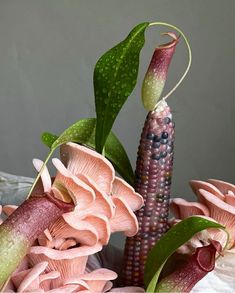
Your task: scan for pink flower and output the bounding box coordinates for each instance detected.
[4,142,144,292]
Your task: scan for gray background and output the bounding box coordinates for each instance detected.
[0,0,235,245]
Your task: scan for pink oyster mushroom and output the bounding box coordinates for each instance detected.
[5,259,145,293]
[6,260,117,293]
[4,142,144,292]
[170,179,235,292]
[170,179,235,249]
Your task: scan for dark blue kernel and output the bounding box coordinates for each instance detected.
[159,158,166,165]
[153,135,161,142]
[167,147,173,153]
[157,198,164,203]
[152,142,161,148]
[160,213,168,218]
[161,139,168,144]
[144,211,152,217]
[165,180,172,186]
[161,132,168,139]
[151,154,160,160]
[164,117,171,124]
[160,151,167,158]
[147,133,154,140]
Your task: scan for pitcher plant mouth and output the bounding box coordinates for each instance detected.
[158,32,180,49]
[32,157,82,206]
[45,191,75,208]
[155,241,222,293]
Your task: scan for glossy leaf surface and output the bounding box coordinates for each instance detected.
[94,22,149,153]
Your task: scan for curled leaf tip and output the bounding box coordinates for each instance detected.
[142,31,180,111]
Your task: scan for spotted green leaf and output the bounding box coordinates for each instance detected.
[145,217,225,292]
[51,118,96,150]
[94,22,149,153]
[41,118,134,184]
[41,132,58,148]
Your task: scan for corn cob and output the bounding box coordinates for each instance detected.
[123,101,174,286]
[123,32,178,287]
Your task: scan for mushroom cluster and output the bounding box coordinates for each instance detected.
[3,143,145,293]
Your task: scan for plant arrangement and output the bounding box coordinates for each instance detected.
[0,21,232,292]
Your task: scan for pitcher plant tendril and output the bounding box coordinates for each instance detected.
[123,24,191,287]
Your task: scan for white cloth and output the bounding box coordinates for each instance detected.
[192,250,235,292]
[0,171,33,205]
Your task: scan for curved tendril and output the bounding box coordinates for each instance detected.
[149,22,192,107]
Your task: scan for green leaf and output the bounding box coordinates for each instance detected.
[51,118,96,150]
[104,133,134,185]
[145,217,225,292]
[41,132,58,148]
[94,22,149,153]
[41,118,134,184]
